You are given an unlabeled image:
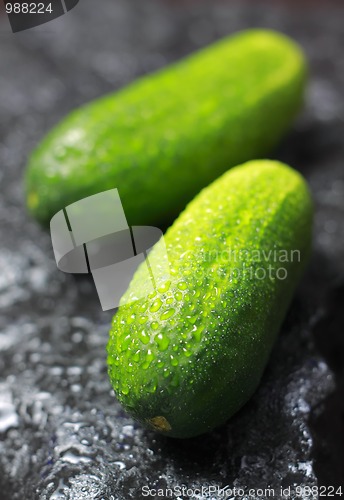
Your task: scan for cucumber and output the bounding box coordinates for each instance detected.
[107,160,313,438]
[25,30,307,226]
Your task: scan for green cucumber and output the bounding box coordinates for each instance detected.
[107,160,313,438]
[26,30,306,226]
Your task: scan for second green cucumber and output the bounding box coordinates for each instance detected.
[26,29,307,226]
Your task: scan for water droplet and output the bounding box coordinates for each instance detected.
[61,449,92,465]
[187,314,198,325]
[147,379,157,393]
[132,350,141,362]
[121,385,129,395]
[149,299,162,313]
[156,333,170,351]
[142,349,155,370]
[139,330,149,345]
[122,424,134,437]
[120,335,131,352]
[127,313,136,325]
[114,461,126,470]
[158,280,171,293]
[146,349,154,361]
[170,355,179,367]
[192,325,203,343]
[160,308,175,321]
[183,347,192,358]
[0,401,19,432]
[177,281,188,291]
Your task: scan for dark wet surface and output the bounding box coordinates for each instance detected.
[0,1,343,498]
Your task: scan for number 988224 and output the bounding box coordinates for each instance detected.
[5,3,53,14]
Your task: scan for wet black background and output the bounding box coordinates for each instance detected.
[0,0,343,498]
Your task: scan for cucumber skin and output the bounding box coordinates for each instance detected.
[107,160,313,439]
[25,29,307,226]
